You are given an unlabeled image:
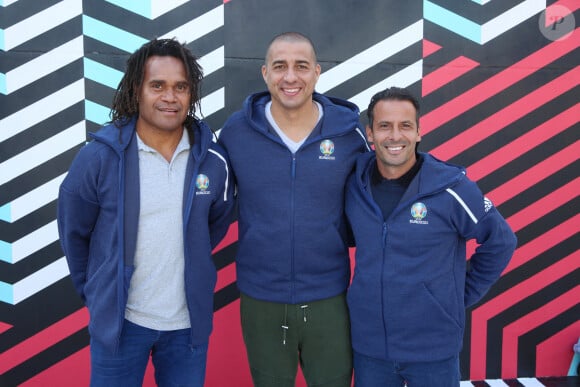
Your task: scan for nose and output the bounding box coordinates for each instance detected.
[283,68,297,82]
[162,88,177,101]
[389,127,403,141]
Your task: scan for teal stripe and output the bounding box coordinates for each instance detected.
[424,0,482,44]
[0,281,14,305]
[0,240,12,263]
[0,203,11,222]
[0,72,6,95]
[84,58,123,89]
[82,15,147,53]
[105,0,152,19]
[85,100,111,126]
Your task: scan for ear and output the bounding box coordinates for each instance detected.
[261,65,267,82]
[315,63,321,79]
[365,125,374,144]
[417,125,421,142]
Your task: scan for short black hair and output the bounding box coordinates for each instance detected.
[265,32,317,63]
[366,87,420,127]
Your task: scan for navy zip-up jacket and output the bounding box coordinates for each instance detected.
[346,152,516,362]
[219,92,369,304]
[57,117,235,352]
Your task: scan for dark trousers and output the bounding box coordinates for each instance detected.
[241,293,353,387]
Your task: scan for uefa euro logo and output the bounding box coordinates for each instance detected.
[410,202,427,220]
[196,174,209,191]
[320,140,334,156]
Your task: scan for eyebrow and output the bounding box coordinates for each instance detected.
[271,59,311,66]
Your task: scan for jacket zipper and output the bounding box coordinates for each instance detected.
[381,222,389,359]
[290,154,297,302]
[116,149,126,353]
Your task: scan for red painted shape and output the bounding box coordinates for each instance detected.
[212,221,238,254]
[466,104,579,181]
[503,214,579,276]
[486,142,579,206]
[216,261,236,292]
[535,321,580,377]
[469,250,579,379]
[506,178,579,232]
[422,39,442,58]
[0,308,89,375]
[205,299,253,386]
[0,321,13,334]
[420,28,579,134]
[422,56,479,96]
[430,67,579,161]
[501,287,580,378]
[19,346,90,387]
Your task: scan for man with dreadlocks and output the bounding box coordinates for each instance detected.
[57,38,235,386]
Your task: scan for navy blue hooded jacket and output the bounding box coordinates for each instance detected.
[219,92,369,304]
[57,117,235,352]
[346,152,516,362]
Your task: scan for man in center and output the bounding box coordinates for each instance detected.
[219,32,369,386]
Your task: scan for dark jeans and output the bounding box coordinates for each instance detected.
[90,319,207,387]
[354,351,460,387]
[241,293,353,387]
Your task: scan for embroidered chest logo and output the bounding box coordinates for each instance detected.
[318,139,335,160]
[195,174,211,195]
[409,202,428,225]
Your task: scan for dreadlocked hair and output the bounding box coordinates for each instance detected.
[109,38,204,128]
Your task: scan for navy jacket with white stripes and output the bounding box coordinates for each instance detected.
[346,151,517,362]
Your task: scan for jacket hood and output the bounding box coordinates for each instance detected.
[355,151,466,196]
[90,116,214,159]
[243,91,361,137]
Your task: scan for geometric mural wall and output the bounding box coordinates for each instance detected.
[0,0,578,385]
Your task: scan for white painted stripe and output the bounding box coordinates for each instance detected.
[517,377,545,386]
[348,60,423,112]
[0,173,67,222]
[446,188,478,224]
[151,0,188,19]
[199,46,224,77]
[0,122,86,186]
[3,36,83,94]
[3,220,58,264]
[208,149,229,201]
[485,379,510,386]
[317,20,423,93]
[459,382,474,387]
[1,0,82,51]
[200,87,224,117]
[12,257,69,304]
[0,0,20,7]
[481,0,545,44]
[0,79,85,142]
[162,5,223,44]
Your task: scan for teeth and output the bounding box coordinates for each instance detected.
[388,146,403,151]
[284,88,299,93]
